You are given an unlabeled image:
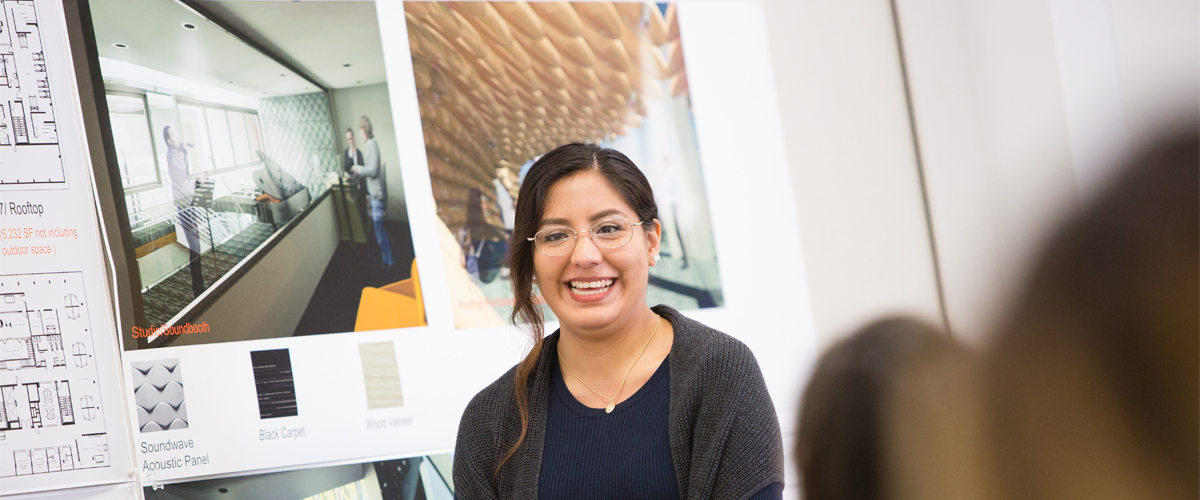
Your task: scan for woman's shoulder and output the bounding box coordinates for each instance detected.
[654,305,760,372]
[654,306,782,487]
[456,364,520,469]
[462,364,520,426]
[454,364,524,496]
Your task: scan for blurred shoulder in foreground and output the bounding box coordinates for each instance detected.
[986,130,1198,500]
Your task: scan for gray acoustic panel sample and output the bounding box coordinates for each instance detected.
[131,359,188,432]
[358,342,403,409]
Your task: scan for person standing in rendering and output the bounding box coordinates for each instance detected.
[342,127,364,173]
[164,125,206,298]
[458,188,486,283]
[342,127,371,246]
[453,143,784,499]
[349,116,392,272]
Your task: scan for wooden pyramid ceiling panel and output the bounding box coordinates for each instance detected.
[406,1,688,231]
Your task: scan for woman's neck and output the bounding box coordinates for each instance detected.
[555,308,672,394]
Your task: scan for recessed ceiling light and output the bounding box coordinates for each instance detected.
[113,43,128,48]
[182,23,197,30]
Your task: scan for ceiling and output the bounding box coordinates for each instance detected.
[91,0,314,98]
[408,1,688,230]
[90,0,384,99]
[194,1,386,90]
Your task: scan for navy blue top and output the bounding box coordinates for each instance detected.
[540,355,783,500]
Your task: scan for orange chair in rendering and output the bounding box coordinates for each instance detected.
[354,260,426,331]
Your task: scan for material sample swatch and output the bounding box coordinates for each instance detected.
[131,359,188,432]
[250,349,298,419]
[358,342,403,409]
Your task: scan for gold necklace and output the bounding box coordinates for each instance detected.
[560,315,662,413]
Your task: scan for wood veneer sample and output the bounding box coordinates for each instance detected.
[358,342,404,409]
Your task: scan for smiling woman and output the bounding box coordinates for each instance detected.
[453,143,784,500]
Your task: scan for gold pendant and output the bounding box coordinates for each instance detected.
[605,402,615,413]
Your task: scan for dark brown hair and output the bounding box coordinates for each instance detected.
[986,132,1198,500]
[497,142,659,475]
[795,317,961,500]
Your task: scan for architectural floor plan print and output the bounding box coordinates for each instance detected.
[0,272,109,477]
[0,0,65,186]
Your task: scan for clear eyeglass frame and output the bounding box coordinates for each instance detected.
[527,218,647,256]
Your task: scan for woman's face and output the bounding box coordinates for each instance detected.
[533,170,660,334]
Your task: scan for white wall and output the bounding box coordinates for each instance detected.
[332,83,408,221]
[895,0,1198,342]
[763,0,946,496]
[1051,0,1199,196]
[764,0,944,351]
[759,0,1197,497]
[1108,0,1199,139]
[893,0,1080,342]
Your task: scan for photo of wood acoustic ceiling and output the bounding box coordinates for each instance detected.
[406,1,689,229]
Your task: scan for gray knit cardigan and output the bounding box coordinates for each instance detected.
[453,305,785,500]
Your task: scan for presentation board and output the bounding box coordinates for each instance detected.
[3,1,816,498]
[0,0,135,495]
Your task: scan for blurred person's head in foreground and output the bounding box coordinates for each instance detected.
[795,317,989,500]
[985,131,1198,500]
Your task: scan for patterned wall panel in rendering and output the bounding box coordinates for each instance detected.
[258,92,338,198]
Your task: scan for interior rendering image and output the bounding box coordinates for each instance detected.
[405,2,725,328]
[90,0,423,348]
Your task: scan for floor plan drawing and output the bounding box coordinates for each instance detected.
[0,272,110,478]
[0,0,65,186]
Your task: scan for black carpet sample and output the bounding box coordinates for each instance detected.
[250,349,298,419]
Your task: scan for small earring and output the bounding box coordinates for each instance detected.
[652,254,661,264]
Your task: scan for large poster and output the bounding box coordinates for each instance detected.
[404,2,724,328]
[0,0,136,494]
[85,0,448,487]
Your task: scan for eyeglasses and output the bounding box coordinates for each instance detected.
[528,218,647,256]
